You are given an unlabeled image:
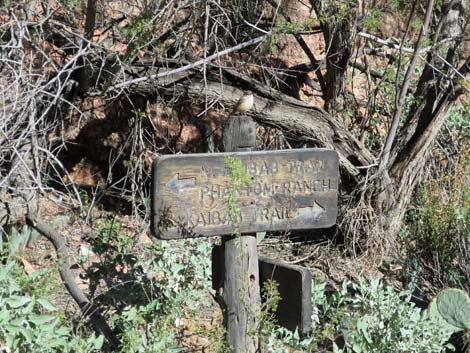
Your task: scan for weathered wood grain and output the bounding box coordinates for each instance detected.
[222,115,260,353]
[151,149,339,240]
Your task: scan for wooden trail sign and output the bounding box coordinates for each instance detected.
[151,149,339,239]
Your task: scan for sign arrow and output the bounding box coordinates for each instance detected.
[166,174,196,195]
[298,201,325,220]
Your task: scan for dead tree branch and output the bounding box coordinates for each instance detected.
[129,67,375,182]
[26,215,121,350]
[107,33,271,91]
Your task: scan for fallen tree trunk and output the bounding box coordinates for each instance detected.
[129,68,375,185]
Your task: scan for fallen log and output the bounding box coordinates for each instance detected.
[127,68,376,183]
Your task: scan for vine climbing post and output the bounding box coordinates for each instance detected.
[222,114,261,353]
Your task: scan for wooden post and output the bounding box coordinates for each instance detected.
[222,115,260,353]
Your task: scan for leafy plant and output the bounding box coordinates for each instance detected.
[81,214,213,351]
[260,279,313,353]
[405,150,470,292]
[275,17,318,35]
[95,217,134,253]
[432,288,470,331]
[363,7,383,32]
[224,156,252,235]
[0,260,102,352]
[108,237,213,351]
[306,277,455,353]
[265,326,313,353]
[337,277,454,353]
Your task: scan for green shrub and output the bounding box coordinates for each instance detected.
[406,150,469,292]
[307,277,454,353]
[363,7,383,32]
[263,276,454,352]
[109,238,213,351]
[337,277,454,353]
[0,260,102,353]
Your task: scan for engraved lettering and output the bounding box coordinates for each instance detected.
[330,178,337,190]
[294,181,303,194]
[212,211,220,225]
[187,213,196,227]
[197,213,206,226]
[263,183,272,195]
[248,162,256,175]
[262,208,269,221]
[303,180,312,193]
[274,207,283,220]
[246,185,252,196]
[211,184,221,199]
[201,186,209,200]
[282,181,291,195]
[223,184,231,198]
[255,206,294,222]
[286,208,292,218]
[260,162,268,176]
[314,180,322,192]
[287,160,294,173]
[306,160,314,173]
[271,161,278,174]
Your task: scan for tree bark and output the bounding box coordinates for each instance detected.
[383,0,469,238]
[311,0,359,113]
[129,69,375,184]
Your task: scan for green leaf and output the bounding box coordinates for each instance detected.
[436,288,470,330]
[428,297,462,333]
[92,335,105,350]
[9,317,24,327]
[256,232,266,243]
[8,280,21,294]
[37,298,58,311]
[28,314,56,325]
[0,309,11,322]
[6,295,31,308]
[19,326,33,342]
[0,260,15,281]
[352,342,363,353]
[21,297,36,315]
[9,226,29,255]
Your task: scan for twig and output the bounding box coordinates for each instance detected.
[266,0,327,96]
[107,33,271,91]
[358,32,415,53]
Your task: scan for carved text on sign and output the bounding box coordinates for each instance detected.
[151,149,339,239]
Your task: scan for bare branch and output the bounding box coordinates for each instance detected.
[107,33,271,91]
[381,0,435,168]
